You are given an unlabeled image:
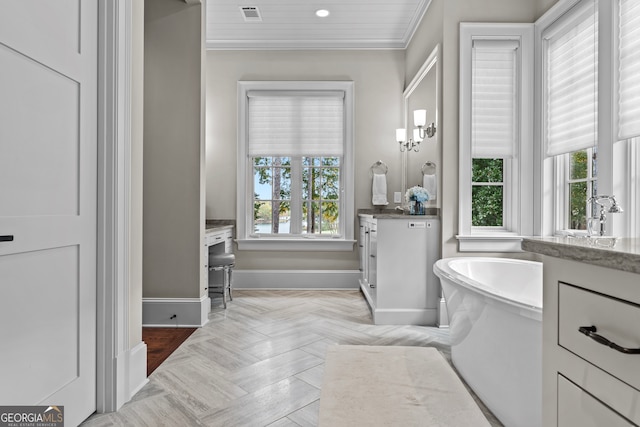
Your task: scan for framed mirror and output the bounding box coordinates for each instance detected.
[402,45,440,209]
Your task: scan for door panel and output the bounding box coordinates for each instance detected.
[0,246,79,403]
[0,1,98,425]
[0,0,81,72]
[0,45,80,216]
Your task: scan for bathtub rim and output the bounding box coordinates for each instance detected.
[433,257,542,316]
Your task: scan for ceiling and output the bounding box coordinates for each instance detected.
[206,0,431,50]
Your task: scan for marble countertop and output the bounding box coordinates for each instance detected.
[205,219,235,233]
[522,236,640,275]
[358,208,440,219]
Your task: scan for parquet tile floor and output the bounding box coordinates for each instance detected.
[82,290,502,427]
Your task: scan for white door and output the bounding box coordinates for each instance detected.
[0,1,98,425]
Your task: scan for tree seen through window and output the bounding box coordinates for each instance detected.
[253,157,340,235]
[471,158,504,227]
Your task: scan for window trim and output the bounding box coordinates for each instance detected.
[458,23,534,252]
[236,81,355,251]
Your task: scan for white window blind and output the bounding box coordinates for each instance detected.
[618,0,640,140]
[471,40,518,159]
[545,2,598,157]
[248,92,344,157]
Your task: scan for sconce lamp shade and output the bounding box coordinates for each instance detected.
[413,109,427,127]
[396,108,434,152]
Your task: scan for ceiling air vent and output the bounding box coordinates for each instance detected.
[240,6,262,22]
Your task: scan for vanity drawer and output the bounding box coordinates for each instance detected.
[558,283,640,390]
[558,375,634,426]
[205,230,229,246]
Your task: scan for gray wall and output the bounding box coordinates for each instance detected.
[440,0,552,258]
[144,0,204,298]
[204,0,560,273]
[406,0,557,258]
[206,50,405,270]
[130,0,144,347]
[537,0,560,19]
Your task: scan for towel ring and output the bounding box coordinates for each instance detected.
[421,161,436,176]
[370,160,388,176]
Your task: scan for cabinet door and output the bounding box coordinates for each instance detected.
[359,224,368,284]
[368,226,377,289]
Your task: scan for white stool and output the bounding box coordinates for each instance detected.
[208,253,235,309]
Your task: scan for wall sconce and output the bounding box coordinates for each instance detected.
[396,109,436,152]
[396,128,423,152]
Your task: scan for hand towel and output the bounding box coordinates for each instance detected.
[372,173,388,205]
[423,174,437,201]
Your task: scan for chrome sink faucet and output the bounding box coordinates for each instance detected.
[587,195,623,236]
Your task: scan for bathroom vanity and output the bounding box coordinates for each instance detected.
[358,210,441,325]
[204,221,234,295]
[522,237,640,426]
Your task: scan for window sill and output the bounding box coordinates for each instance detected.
[236,238,356,252]
[456,234,524,252]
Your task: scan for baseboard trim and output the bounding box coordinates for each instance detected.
[115,341,148,408]
[233,270,360,289]
[127,341,148,397]
[373,308,438,326]
[142,295,210,327]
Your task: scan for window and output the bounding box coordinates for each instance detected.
[539,0,601,235]
[472,159,505,227]
[617,0,640,237]
[543,1,598,158]
[617,0,640,141]
[458,24,534,252]
[236,81,355,251]
[538,0,640,238]
[556,148,598,232]
[253,156,341,235]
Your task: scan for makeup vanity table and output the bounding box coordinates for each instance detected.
[204,221,234,296]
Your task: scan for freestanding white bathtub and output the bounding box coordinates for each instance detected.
[433,257,542,427]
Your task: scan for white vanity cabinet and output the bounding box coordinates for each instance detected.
[358,214,440,325]
[522,238,640,426]
[359,216,377,305]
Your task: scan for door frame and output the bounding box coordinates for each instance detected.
[96,0,140,412]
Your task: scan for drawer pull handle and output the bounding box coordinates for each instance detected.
[0,235,14,242]
[578,326,640,354]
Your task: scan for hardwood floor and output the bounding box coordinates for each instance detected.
[143,327,197,375]
[82,290,502,427]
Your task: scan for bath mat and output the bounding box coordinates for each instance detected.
[318,345,491,427]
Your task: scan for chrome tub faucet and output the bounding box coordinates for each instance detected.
[587,195,623,237]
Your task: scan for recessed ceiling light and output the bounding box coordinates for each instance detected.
[315,9,330,18]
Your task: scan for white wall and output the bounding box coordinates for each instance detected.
[206,50,405,270]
